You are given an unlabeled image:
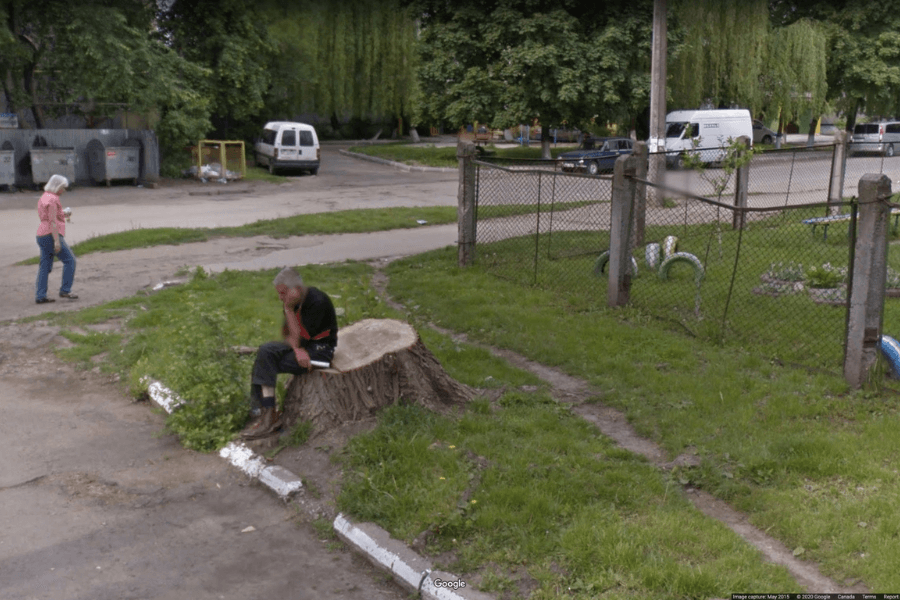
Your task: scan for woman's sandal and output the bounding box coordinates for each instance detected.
[59,292,79,299]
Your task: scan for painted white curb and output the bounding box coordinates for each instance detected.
[334,514,492,600]
[146,379,184,413]
[143,378,302,498]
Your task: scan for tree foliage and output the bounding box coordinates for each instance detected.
[773,0,900,127]
[156,0,273,125]
[258,0,419,124]
[411,0,654,136]
[0,0,211,148]
[669,0,827,121]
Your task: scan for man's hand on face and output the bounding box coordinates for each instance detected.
[276,284,303,308]
[294,347,311,368]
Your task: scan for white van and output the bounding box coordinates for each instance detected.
[255,121,320,175]
[664,109,753,167]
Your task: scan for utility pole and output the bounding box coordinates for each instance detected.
[648,0,667,206]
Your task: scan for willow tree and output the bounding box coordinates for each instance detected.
[762,18,828,141]
[259,1,419,133]
[669,0,827,138]
[669,0,769,113]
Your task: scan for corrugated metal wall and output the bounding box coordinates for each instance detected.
[0,129,159,187]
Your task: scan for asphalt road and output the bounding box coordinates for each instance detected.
[0,142,458,264]
[0,145,459,600]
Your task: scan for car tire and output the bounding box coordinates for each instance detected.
[588,161,599,176]
[675,154,686,170]
[310,168,318,176]
[887,144,895,158]
[762,135,772,145]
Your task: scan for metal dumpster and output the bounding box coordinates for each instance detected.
[86,138,141,185]
[0,141,14,189]
[31,147,76,186]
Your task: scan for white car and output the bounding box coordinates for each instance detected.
[255,121,320,175]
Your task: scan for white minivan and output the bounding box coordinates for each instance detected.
[664,109,753,167]
[255,121,320,175]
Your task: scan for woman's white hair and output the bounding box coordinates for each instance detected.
[44,174,69,194]
[273,267,304,288]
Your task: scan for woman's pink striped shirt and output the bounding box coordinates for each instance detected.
[36,192,65,237]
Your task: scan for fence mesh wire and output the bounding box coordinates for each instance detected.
[470,145,900,374]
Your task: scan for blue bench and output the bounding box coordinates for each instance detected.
[802,209,900,241]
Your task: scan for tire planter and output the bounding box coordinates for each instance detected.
[658,252,705,283]
[880,335,900,379]
[662,235,679,259]
[645,243,661,270]
[593,250,639,278]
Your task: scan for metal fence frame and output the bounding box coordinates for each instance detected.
[462,140,900,380]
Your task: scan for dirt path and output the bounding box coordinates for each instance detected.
[361,265,868,595]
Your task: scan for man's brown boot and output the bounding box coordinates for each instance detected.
[241,407,282,440]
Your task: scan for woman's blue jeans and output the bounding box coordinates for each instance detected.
[35,234,76,301]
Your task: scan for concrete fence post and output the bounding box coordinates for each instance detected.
[844,173,891,388]
[457,141,477,267]
[732,136,750,230]
[608,153,639,307]
[632,141,648,246]
[828,130,849,214]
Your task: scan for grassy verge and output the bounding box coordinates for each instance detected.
[43,240,900,594]
[347,143,576,168]
[46,262,800,597]
[16,206,458,265]
[383,245,900,592]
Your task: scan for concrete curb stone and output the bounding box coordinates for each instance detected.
[338,149,457,173]
[144,378,491,599]
[334,515,492,600]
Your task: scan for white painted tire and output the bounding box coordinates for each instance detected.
[658,252,704,283]
[646,243,661,270]
[663,235,679,259]
[593,250,639,278]
[880,335,900,379]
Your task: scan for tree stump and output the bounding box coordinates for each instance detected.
[282,319,473,433]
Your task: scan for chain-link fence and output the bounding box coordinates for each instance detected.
[470,146,900,373]
[474,158,614,293]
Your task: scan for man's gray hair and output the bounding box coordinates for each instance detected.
[44,174,69,194]
[273,267,304,288]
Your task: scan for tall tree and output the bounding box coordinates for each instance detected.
[259,1,419,131]
[0,0,211,149]
[772,0,900,130]
[669,0,827,130]
[411,0,654,158]
[156,0,274,136]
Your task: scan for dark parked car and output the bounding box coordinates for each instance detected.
[559,137,633,175]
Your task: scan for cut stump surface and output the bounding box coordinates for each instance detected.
[283,319,473,433]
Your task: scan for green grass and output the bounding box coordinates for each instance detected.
[40,220,900,594]
[17,206,459,264]
[347,142,577,168]
[382,245,900,591]
[338,399,798,598]
[474,205,889,372]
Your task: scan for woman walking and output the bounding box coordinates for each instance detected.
[35,174,77,304]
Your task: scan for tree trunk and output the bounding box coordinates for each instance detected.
[540,127,551,160]
[846,100,860,133]
[23,61,45,129]
[282,319,474,433]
